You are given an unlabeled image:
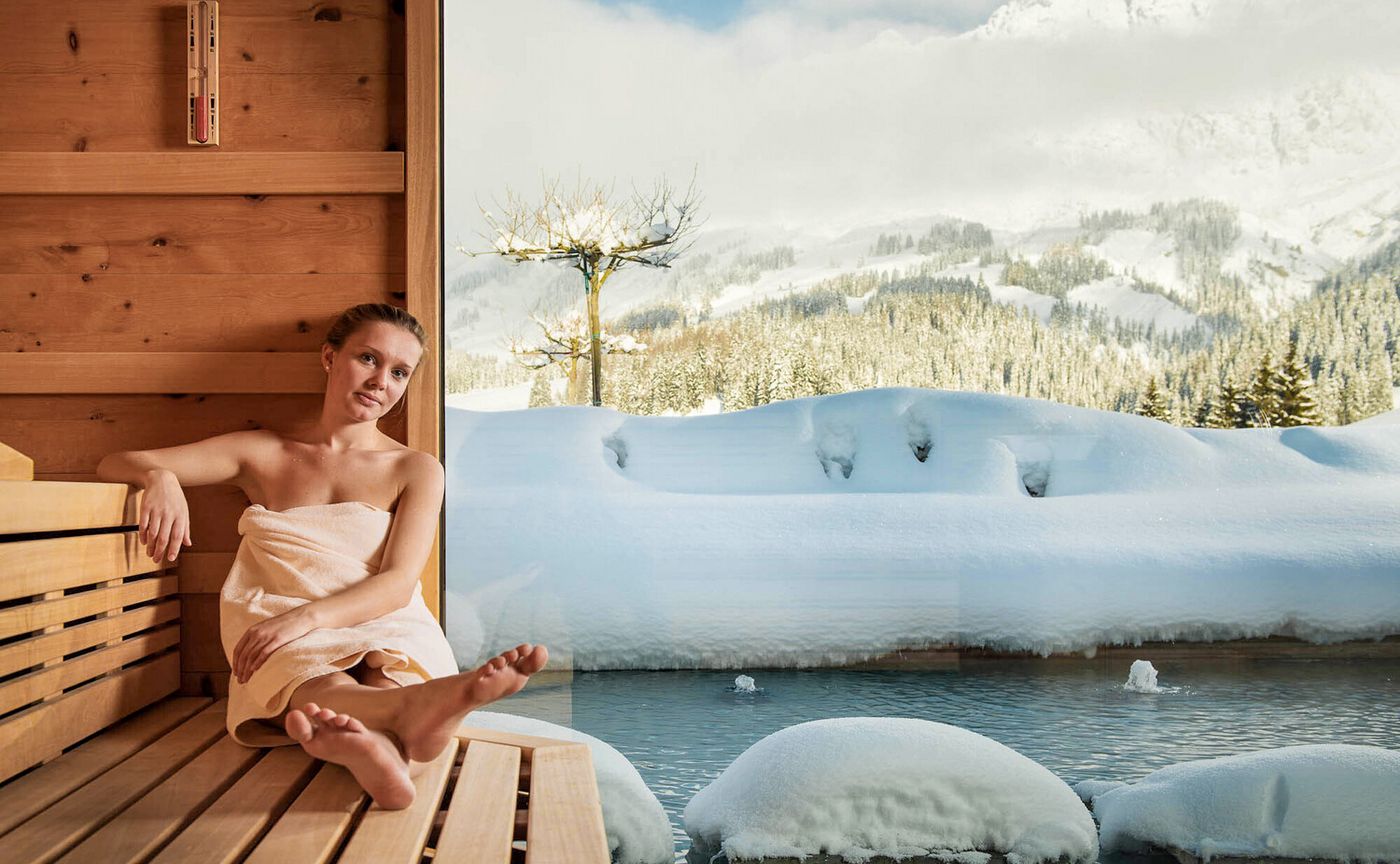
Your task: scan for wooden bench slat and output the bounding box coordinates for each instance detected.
[0,481,137,534]
[149,747,319,864]
[434,740,521,864]
[0,441,34,481]
[336,738,458,864]
[0,696,210,837]
[0,533,159,604]
[0,700,228,864]
[0,652,180,784]
[0,624,180,716]
[455,725,591,758]
[524,746,610,864]
[0,599,180,678]
[241,763,367,864]
[0,574,177,639]
[55,735,262,864]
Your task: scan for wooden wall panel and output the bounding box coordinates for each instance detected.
[0,0,404,75]
[0,0,404,153]
[0,74,404,152]
[2,274,404,352]
[2,394,407,477]
[0,196,404,274]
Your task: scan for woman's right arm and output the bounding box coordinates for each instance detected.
[96,430,256,564]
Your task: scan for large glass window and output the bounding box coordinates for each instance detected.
[444,3,1400,862]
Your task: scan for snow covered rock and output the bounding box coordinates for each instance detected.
[683,717,1097,864]
[1094,744,1400,861]
[461,711,674,864]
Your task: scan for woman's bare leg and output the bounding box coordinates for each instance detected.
[281,644,550,776]
[278,669,416,810]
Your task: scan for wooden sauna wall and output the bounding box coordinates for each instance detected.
[0,1,444,697]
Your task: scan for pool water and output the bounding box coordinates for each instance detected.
[503,657,1400,862]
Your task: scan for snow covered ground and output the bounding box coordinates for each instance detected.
[442,387,1400,670]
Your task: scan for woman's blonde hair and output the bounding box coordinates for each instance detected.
[323,303,429,416]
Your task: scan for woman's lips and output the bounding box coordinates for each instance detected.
[356,392,380,406]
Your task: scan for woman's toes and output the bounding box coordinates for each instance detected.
[286,709,313,742]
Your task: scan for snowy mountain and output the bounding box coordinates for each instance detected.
[973,0,1217,39]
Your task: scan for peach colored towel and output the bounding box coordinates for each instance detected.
[219,501,460,747]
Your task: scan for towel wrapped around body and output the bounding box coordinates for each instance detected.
[219,501,460,747]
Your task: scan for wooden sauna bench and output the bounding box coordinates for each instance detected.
[0,460,610,864]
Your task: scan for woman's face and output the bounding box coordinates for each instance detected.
[323,321,424,418]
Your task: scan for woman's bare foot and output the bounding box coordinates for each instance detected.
[393,643,548,763]
[286,703,416,810]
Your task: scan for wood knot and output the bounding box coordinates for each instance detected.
[67,30,78,53]
[313,7,342,22]
[151,237,168,247]
[81,273,93,282]
[242,51,254,61]
[73,137,88,152]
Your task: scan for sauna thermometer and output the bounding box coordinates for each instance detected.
[187,0,219,146]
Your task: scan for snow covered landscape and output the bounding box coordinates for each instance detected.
[442,0,1400,860]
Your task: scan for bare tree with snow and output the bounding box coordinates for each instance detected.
[467,172,702,406]
[509,309,647,405]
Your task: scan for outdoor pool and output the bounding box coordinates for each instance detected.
[501,656,1400,862]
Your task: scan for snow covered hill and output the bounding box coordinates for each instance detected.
[442,388,1400,670]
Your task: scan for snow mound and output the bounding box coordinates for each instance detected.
[445,388,1400,669]
[460,711,674,864]
[683,717,1098,864]
[1072,779,1127,804]
[1094,744,1400,861]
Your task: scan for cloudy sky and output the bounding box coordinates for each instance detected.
[444,0,1399,245]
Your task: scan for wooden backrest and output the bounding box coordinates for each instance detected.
[0,474,180,786]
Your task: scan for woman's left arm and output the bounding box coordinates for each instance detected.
[230,453,445,684]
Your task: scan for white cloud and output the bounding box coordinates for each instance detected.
[444,0,1400,242]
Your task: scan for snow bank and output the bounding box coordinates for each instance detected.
[460,711,674,864]
[444,387,1400,669]
[683,717,1098,864]
[1094,745,1400,861]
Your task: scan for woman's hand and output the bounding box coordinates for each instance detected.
[232,607,317,685]
[139,469,192,563]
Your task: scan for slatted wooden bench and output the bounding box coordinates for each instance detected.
[0,447,609,863]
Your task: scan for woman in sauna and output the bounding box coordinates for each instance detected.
[96,303,546,810]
